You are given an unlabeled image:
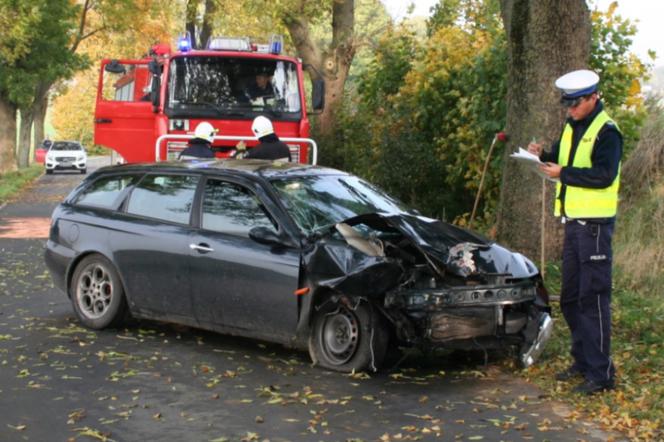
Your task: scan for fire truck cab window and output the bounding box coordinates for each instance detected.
[102,62,152,102]
[167,57,301,119]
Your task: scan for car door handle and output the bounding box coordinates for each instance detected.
[95,118,112,124]
[190,243,214,253]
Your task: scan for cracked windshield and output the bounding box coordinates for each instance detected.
[167,57,301,119]
[271,175,409,234]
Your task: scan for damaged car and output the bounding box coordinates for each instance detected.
[45,160,552,372]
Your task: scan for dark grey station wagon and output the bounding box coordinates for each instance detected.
[45,160,552,372]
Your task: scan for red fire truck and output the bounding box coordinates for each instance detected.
[94,35,324,163]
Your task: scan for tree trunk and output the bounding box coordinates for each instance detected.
[17,107,34,169]
[0,99,18,173]
[283,0,355,138]
[186,0,201,49]
[34,93,48,152]
[200,0,216,50]
[497,0,590,260]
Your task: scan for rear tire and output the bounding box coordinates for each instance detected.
[70,254,127,329]
[309,299,388,373]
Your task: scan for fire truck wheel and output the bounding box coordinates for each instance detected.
[308,299,388,373]
[70,254,127,329]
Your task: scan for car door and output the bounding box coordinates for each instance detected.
[111,173,199,323]
[94,59,156,163]
[188,177,300,341]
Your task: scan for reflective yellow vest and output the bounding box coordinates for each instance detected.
[554,110,621,218]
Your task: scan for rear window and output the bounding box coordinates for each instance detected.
[74,175,139,209]
[51,142,83,151]
[126,174,199,225]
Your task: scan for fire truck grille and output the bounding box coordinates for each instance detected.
[288,145,300,163]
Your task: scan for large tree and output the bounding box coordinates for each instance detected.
[0,2,41,173]
[497,0,591,260]
[280,0,356,137]
[0,0,165,170]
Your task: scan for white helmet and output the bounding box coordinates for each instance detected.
[194,122,217,143]
[251,116,274,138]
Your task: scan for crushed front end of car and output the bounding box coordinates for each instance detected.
[304,213,553,368]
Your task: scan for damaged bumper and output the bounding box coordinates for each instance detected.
[519,312,553,367]
[384,280,552,365]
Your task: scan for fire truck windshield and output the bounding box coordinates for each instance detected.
[166,56,302,120]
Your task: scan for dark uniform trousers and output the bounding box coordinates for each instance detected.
[560,220,615,384]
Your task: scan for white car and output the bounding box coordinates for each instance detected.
[45,141,87,174]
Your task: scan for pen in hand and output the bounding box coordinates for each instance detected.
[528,137,542,156]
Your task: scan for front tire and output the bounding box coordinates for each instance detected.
[70,254,127,329]
[80,168,87,174]
[309,299,388,373]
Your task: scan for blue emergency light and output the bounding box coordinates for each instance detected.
[269,35,283,55]
[178,32,192,52]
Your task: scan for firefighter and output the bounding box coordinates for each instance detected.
[179,122,217,160]
[240,66,276,104]
[528,69,622,395]
[239,116,291,161]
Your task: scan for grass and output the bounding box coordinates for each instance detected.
[520,263,663,440]
[0,164,43,204]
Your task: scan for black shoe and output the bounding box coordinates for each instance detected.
[555,366,583,381]
[573,379,615,395]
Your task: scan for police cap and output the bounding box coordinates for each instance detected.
[555,69,599,106]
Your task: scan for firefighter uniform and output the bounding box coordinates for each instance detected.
[243,116,292,162]
[179,122,217,160]
[540,70,622,394]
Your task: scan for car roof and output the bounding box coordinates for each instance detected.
[50,141,83,148]
[93,159,349,180]
[52,140,82,145]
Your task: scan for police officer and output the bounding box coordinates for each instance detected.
[179,122,216,160]
[528,69,621,395]
[240,116,291,161]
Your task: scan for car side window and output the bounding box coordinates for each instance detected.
[201,179,277,236]
[126,174,199,224]
[74,175,139,208]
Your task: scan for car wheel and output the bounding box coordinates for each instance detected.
[46,169,53,174]
[70,255,127,329]
[309,299,388,373]
[80,168,87,174]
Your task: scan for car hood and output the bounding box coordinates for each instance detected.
[303,213,538,297]
[352,213,539,279]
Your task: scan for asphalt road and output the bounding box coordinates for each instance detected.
[0,157,614,442]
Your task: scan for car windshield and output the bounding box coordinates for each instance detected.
[167,56,301,120]
[51,142,82,151]
[271,174,411,234]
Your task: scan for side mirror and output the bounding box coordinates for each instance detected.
[150,76,161,111]
[105,60,126,74]
[311,78,325,112]
[249,226,289,247]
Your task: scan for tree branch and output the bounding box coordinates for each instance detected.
[332,0,354,48]
[70,0,92,53]
[283,12,323,79]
